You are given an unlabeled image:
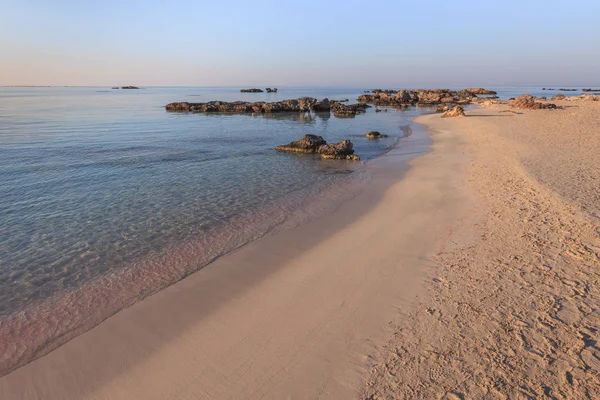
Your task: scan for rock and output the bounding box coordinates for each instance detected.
[366,131,388,139]
[276,134,326,154]
[582,88,600,92]
[265,88,278,93]
[464,88,497,95]
[166,98,319,113]
[441,105,465,118]
[313,98,331,112]
[558,88,577,92]
[111,87,119,89]
[436,105,450,113]
[318,140,360,160]
[551,94,566,100]
[511,95,557,109]
[331,102,367,117]
[240,88,264,93]
[276,135,359,160]
[121,86,139,89]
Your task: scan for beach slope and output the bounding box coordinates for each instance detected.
[364,100,600,399]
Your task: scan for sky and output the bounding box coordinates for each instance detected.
[1,0,599,87]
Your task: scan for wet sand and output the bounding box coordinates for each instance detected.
[0,123,473,399]
[363,100,600,399]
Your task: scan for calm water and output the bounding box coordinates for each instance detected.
[0,86,425,316]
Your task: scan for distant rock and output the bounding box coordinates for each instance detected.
[365,131,388,139]
[543,88,555,91]
[464,88,497,95]
[111,87,119,89]
[241,88,264,93]
[511,95,557,109]
[121,86,139,89]
[313,98,331,112]
[558,88,577,92]
[276,135,359,160]
[441,105,465,118]
[266,88,278,93]
[582,88,600,92]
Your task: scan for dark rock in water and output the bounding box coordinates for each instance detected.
[166,98,318,113]
[111,87,119,89]
[543,88,555,91]
[358,88,477,107]
[511,95,557,109]
[441,105,465,118]
[551,94,566,100]
[558,88,577,92]
[318,140,360,160]
[464,88,497,95]
[331,101,367,117]
[276,135,359,160]
[436,105,450,113]
[365,131,388,139]
[266,88,278,92]
[276,134,326,154]
[241,88,264,93]
[582,88,600,92]
[121,86,139,89]
[313,98,331,111]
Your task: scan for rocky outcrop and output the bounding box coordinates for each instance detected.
[241,88,264,93]
[121,86,139,89]
[358,88,479,106]
[558,88,577,92]
[551,94,566,100]
[266,88,278,93]
[166,98,319,113]
[511,95,557,109]
[582,88,600,92]
[313,98,331,112]
[276,135,359,160]
[365,131,388,139]
[441,105,465,118]
[542,88,555,90]
[464,88,497,95]
[331,102,367,117]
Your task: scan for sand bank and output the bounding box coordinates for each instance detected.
[364,101,600,399]
[0,123,472,399]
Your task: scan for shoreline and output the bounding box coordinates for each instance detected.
[0,117,474,398]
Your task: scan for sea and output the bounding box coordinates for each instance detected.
[0,85,584,374]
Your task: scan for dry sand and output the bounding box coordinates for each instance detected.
[363,100,600,399]
[0,124,473,399]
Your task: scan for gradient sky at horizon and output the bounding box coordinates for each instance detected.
[1,0,599,87]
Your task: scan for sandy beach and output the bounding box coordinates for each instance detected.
[0,123,472,398]
[2,98,599,399]
[364,99,600,399]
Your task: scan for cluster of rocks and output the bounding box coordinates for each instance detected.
[559,88,577,92]
[357,88,495,107]
[275,135,360,161]
[582,88,600,92]
[166,98,318,113]
[441,105,466,118]
[266,88,278,93]
[511,95,557,110]
[240,88,264,93]
[165,97,368,116]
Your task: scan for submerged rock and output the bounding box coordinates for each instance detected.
[365,131,388,139]
[511,95,557,109]
[121,86,139,89]
[240,88,264,93]
[441,105,465,118]
[276,135,359,160]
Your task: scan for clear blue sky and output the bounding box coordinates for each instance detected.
[1,0,599,86]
